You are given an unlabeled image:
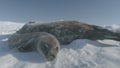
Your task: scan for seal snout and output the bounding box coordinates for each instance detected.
[47,53,56,61]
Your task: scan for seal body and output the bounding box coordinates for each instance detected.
[17,21,120,44]
[8,32,60,61]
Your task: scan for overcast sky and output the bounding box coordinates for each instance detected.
[0,0,120,25]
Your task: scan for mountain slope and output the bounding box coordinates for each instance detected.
[0,22,120,68]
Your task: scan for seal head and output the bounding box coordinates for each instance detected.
[36,33,60,61]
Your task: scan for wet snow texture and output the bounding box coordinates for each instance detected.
[0,22,120,68]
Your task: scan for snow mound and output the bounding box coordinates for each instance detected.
[104,24,120,32]
[0,21,24,35]
[0,22,120,68]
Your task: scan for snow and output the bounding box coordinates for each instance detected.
[104,24,120,32]
[0,22,120,68]
[0,21,24,35]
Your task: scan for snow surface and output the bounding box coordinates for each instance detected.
[0,22,120,68]
[104,24,120,32]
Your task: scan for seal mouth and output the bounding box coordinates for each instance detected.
[46,54,56,61]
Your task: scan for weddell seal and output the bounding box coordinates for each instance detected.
[8,20,120,61]
[17,21,120,44]
[8,32,60,61]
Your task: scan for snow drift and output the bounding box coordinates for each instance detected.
[104,24,120,33]
[0,22,120,68]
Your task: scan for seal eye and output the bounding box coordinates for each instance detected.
[55,47,58,51]
[44,44,49,48]
[40,43,49,54]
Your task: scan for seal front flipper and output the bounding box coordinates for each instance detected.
[18,38,35,52]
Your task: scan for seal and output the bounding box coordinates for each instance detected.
[17,21,120,44]
[8,32,60,61]
[8,20,120,61]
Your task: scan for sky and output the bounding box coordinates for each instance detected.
[0,0,120,25]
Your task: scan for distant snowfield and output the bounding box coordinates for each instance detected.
[0,22,120,68]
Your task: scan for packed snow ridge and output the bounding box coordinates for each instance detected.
[0,21,120,68]
[104,24,120,33]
